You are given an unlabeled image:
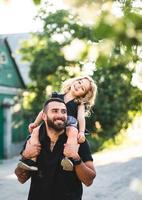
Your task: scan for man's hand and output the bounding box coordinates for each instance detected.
[63,143,80,159]
[22,140,41,159]
[15,166,30,184]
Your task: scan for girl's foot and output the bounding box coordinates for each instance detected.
[18,158,38,171]
[61,157,73,171]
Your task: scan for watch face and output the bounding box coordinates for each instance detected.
[72,159,82,166]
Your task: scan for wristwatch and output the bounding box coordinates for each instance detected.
[72,158,82,166]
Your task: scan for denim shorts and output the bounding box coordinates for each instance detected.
[66,116,78,128]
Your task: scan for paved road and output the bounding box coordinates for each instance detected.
[0,142,142,200]
[83,143,142,200]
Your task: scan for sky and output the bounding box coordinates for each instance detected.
[0,0,40,34]
[0,0,67,34]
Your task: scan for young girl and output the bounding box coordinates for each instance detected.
[18,76,97,171]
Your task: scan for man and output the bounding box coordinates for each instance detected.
[20,98,96,200]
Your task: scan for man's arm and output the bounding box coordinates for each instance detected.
[63,143,96,186]
[74,158,96,186]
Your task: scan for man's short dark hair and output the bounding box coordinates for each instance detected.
[43,98,66,112]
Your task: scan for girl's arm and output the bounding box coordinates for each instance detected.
[77,104,86,133]
[33,110,43,126]
[28,110,43,133]
[77,104,86,143]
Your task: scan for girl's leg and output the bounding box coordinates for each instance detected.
[61,126,78,171]
[66,126,78,145]
[18,128,40,171]
[29,130,40,162]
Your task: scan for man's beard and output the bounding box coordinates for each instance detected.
[46,116,67,132]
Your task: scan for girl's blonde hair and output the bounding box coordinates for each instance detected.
[61,76,97,112]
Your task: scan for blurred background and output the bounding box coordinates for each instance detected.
[0,0,142,159]
[0,0,142,199]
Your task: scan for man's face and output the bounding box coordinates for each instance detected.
[43,101,67,131]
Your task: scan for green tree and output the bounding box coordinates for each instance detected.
[86,0,142,140]
[20,1,142,149]
[20,7,97,114]
[32,0,41,5]
[87,65,142,139]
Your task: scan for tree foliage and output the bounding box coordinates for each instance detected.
[20,1,142,148]
[20,7,96,113]
[87,65,141,139]
[32,0,41,5]
[84,0,142,140]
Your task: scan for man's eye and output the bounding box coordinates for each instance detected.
[53,109,58,113]
[62,110,67,114]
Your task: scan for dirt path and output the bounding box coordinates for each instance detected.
[0,135,142,200]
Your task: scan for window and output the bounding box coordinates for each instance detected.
[0,52,7,64]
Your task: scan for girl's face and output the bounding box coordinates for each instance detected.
[71,78,91,97]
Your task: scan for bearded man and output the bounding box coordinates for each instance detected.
[18,98,96,200]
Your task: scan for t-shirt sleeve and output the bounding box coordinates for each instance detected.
[78,140,93,162]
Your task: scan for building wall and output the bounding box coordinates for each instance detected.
[0,105,4,159]
[0,93,29,158]
[0,38,28,159]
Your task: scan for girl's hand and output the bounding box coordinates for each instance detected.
[78,132,85,143]
[28,123,37,133]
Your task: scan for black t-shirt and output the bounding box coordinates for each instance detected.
[28,123,93,200]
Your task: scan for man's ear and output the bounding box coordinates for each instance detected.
[42,112,46,121]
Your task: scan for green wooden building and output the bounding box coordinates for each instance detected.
[0,38,27,159]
